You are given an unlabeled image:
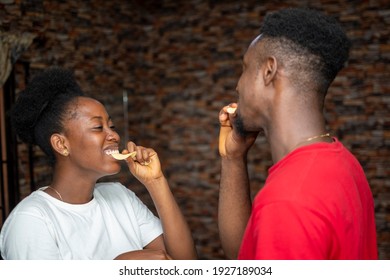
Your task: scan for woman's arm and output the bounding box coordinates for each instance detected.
[124,142,197,260]
[143,176,197,260]
[114,235,172,260]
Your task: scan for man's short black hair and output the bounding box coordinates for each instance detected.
[260,8,351,94]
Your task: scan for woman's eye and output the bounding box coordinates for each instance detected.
[93,126,103,130]
[110,125,116,130]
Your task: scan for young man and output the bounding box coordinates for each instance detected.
[218,8,377,259]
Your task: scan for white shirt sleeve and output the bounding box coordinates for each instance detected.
[98,182,163,248]
[128,191,163,247]
[1,212,60,260]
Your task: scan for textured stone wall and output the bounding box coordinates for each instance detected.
[1,0,389,259]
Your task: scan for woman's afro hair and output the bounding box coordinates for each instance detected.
[10,67,84,162]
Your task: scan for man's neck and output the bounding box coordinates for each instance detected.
[266,110,329,163]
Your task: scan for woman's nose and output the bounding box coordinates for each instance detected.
[107,129,120,142]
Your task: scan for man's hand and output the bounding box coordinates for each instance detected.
[219,103,259,159]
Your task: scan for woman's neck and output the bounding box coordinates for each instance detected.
[50,165,96,204]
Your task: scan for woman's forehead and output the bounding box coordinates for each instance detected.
[70,97,109,121]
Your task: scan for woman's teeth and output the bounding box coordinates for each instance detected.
[105,149,120,155]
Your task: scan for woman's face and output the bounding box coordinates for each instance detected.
[61,97,122,179]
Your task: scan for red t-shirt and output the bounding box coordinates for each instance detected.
[238,138,378,259]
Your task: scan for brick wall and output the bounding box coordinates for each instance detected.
[1,0,389,259]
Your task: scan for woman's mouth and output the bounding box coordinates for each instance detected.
[104,149,120,156]
[105,149,137,160]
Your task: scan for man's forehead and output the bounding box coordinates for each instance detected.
[244,34,263,61]
[250,34,263,47]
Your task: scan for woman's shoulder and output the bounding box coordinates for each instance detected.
[5,189,52,219]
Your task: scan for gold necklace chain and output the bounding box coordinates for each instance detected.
[292,132,331,152]
[305,133,331,142]
[46,186,63,201]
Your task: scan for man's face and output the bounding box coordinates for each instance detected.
[235,36,267,135]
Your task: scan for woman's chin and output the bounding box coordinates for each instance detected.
[104,164,122,176]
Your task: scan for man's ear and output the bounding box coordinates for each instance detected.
[263,56,278,86]
[50,133,69,156]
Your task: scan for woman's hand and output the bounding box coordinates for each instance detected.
[123,141,164,186]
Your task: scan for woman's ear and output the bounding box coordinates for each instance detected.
[50,133,69,157]
[263,56,278,86]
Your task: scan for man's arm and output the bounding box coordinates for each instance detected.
[218,104,259,259]
[219,156,252,259]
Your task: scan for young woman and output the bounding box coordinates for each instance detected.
[0,67,197,260]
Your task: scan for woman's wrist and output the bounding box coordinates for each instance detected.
[143,175,168,189]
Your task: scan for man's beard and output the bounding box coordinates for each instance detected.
[234,114,248,137]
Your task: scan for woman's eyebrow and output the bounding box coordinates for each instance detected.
[89,116,112,121]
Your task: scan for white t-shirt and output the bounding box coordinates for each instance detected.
[0,182,162,259]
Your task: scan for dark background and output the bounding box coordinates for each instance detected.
[1,0,389,259]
